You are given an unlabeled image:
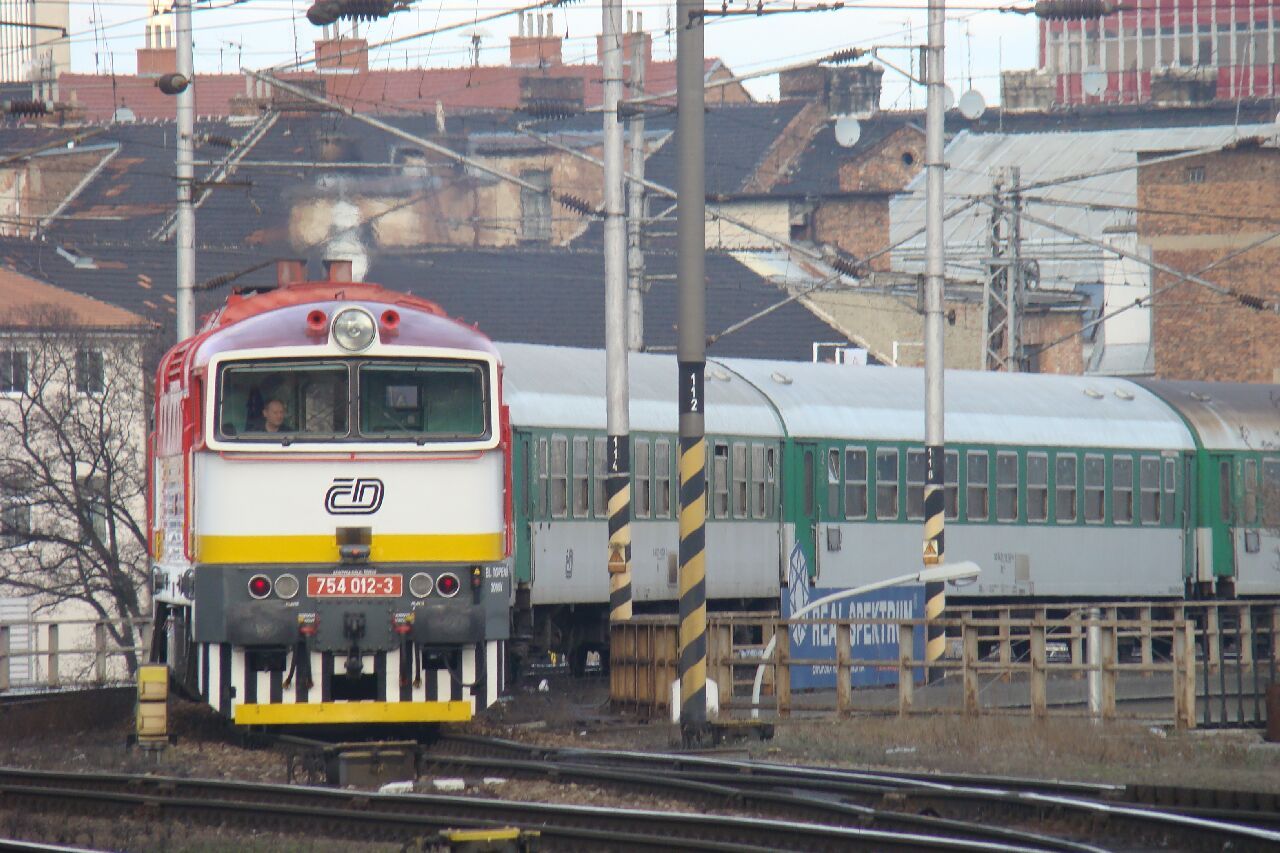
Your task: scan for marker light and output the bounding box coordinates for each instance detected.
[248,574,272,599]
[274,573,300,599]
[332,308,376,351]
[409,572,433,598]
[436,573,460,598]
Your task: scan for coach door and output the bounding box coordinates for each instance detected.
[1208,453,1237,586]
[511,432,533,586]
[788,441,821,586]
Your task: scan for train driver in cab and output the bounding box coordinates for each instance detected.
[262,398,292,434]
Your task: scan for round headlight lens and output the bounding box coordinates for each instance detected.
[436,572,460,598]
[409,572,433,598]
[274,573,299,600]
[332,308,376,351]
[248,574,272,599]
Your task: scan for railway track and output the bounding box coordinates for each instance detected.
[423,734,1280,851]
[0,766,1049,851]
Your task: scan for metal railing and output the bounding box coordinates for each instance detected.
[0,618,151,692]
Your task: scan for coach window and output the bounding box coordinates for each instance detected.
[1164,458,1177,523]
[1140,456,1162,524]
[733,443,749,519]
[1084,454,1105,523]
[656,439,672,517]
[944,451,959,520]
[635,439,651,518]
[549,436,569,517]
[764,446,777,518]
[826,448,841,517]
[906,449,926,520]
[1263,459,1280,527]
[713,442,730,518]
[1027,453,1048,522]
[876,448,900,521]
[844,448,868,519]
[572,437,590,518]
[593,437,608,517]
[1112,455,1134,524]
[1055,454,1078,523]
[751,444,767,518]
[966,451,989,522]
[996,451,1019,522]
[534,438,549,517]
[1242,458,1259,525]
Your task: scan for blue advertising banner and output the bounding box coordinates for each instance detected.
[783,542,926,689]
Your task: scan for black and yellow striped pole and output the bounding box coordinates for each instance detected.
[602,0,632,624]
[923,0,947,683]
[676,0,708,740]
[606,437,632,621]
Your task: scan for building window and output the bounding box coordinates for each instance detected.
[656,439,672,518]
[1141,456,1162,524]
[80,476,108,540]
[1027,453,1048,522]
[712,442,729,518]
[1085,454,1105,522]
[996,451,1019,522]
[844,447,868,520]
[1113,454,1134,524]
[1056,453,1078,523]
[520,170,552,242]
[733,442,748,519]
[76,349,105,395]
[593,436,608,517]
[1187,166,1205,184]
[0,482,31,548]
[572,437,590,517]
[906,449,926,520]
[1,351,28,394]
[875,448,899,521]
[635,438,651,519]
[944,450,959,521]
[550,435,568,518]
[966,451,989,522]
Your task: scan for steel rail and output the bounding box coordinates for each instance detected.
[0,767,1032,852]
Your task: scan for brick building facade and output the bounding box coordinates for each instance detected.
[1139,142,1280,383]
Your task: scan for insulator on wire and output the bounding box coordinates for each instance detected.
[1032,0,1118,20]
[829,255,863,277]
[307,0,407,26]
[522,99,581,120]
[1236,292,1267,311]
[200,134,236,148]
[4,99,49,116]
[824,48,867,65]
[555,193,599,217]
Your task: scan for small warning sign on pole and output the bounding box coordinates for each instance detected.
[922,539,940,565]
[608,545,627,574]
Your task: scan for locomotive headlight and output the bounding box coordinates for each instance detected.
[409,572,433,598]
[274,573,300,600]
[332,308,376,351]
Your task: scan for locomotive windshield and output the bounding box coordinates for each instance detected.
[216,357,489,443]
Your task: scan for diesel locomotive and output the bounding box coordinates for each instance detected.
[149,260,511,725]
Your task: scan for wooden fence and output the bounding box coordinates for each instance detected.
[0,618,151,691]
[611,600,1280,730]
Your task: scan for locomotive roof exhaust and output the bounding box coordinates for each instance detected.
[276,259,307,287]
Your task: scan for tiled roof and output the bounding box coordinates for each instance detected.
[0,262,151,328]
[771,113,919,197]
[56,58,723,122]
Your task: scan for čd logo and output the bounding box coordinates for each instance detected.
[325,477,385,515]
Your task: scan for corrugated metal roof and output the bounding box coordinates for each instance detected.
[891,124,1277,289]
[1135,379,1280,452]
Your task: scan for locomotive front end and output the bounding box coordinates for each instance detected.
[151,272,510,726]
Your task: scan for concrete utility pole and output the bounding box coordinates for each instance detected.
[626,20,647,353]
[922,0,947,680]
[175,0,195,339]
[675,0,708,741]
[602,0,632,624]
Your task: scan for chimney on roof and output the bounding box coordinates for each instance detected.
[510,12,562,68]
[596,16,651,71]
[137,16,176,76]
[277,259,307,287]
[779,64,882,116]
[324,259,353,283]
[315,32,370,73]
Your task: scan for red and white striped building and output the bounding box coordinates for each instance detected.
[1040,0,1280,104]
